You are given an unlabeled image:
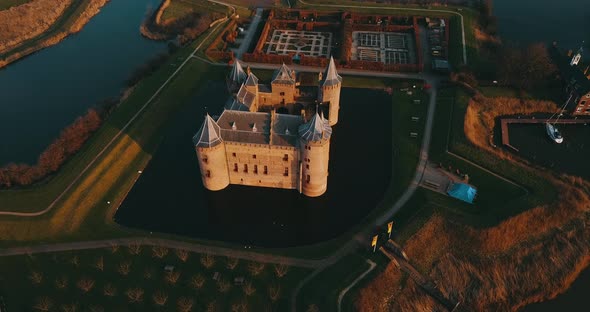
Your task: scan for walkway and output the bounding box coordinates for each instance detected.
[233,8,263,59]
[337,259,376,312]
[0,237,320,268]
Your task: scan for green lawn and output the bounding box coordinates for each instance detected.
[161,0,230,22]
[0,246,310,311]
[0,0,31,10]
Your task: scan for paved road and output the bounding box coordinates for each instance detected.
[233,8,263,59]
[337,259,376,312]
[0,237,320,268]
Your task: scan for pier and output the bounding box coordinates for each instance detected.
[500,118,590,151]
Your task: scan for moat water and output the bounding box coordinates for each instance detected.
[0,0,167,166]
[114,86,393,247]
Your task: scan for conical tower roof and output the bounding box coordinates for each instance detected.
[273,63,295,84]
[228,59,247,84]
[322,56,342,87]
[298,112,332,142]
[245,72,259,87]
[193,114,223,148]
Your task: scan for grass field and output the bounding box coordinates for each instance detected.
[161,0,231,22]
[0,0,31,10]
[0,245,310,311]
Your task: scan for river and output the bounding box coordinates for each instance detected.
[0,0,167,166]
[494,0,590,310]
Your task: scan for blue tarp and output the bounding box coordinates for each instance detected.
[447,183,477,204]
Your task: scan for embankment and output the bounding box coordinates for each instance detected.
[356,95,590,311]
[0,0,110,68]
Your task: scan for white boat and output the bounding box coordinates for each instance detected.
[545,122,563,144]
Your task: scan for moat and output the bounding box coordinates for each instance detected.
[114,85,392,247]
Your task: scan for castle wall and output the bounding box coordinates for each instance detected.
[319,84,342,126]
[196,144,230,191]
[300,139,330,197]
[225,142,300,190]
[270,83,296,104]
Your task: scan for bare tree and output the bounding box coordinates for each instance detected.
[29,271,43,285]
[61,303,79,312]
[269,284,281,303]
[200,254,215,269]
[153,290,169,306]
[273,264,289,278]
[70,255,79,267]
[217,278,231,293]
[165,271,181,285]
[177,297,194,312]
[144,267,155,279]
[175,249,190,262]
[94,256,104,271]
[118,261,132,276]
[152,246,169,258]
[103,283,117,297]
[231,301,248,312]
[55,276,68,289]
[88,305,104,312]
[190,274,206,289]
[128,242,142,255]
[306,304,320,312]
[109,243,120,253]
[206,301,218,312]
[77,278,95,293]
[126,288,145,303]
[243,280,256,296]
[248,262,265,276]
[226,257,239,270]
[33,296,52,311]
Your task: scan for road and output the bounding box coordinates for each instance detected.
[337,259,376,312]
[233,8,263,59]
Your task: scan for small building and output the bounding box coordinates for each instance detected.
[446,182,477,204]
[551,43,590,115]
[432,59,450,73]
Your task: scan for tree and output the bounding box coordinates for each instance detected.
[175,249,190,262]
[177,297,194,312]
[103,283,117,297]
[88,305,104,312]
[61,303,79,312]
[190,274,206,289]
[248,262,265,276]
[77,278,95,293]
[498,43,556,90]
[70,255,79,267]
[269,284,281,303]
[55,276,68,289]
[217,278,231,293]
[306,304,320,312]
[273,264,289,278]
[243,280,256,296]
[126,288,145,303]
[109,243,120,253]
[33,297,52,311]
[29,271,43,285]
[206,301,218,312]
[144,267,155,279]
[128,243,142,255]
[94,256,104,271]
[226,257,239,270]
[165,271,181,285]
[152,246,169,258]
[200,254,215,269]
[153,290,169,306]
[118,261,132,276]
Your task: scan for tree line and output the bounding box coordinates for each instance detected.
[0,109,102,188]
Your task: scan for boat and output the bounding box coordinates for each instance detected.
[545,122,563,144]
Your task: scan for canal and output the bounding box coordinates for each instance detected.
[0,0,167,165]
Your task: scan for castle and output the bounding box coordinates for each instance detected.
[193,58,342,197]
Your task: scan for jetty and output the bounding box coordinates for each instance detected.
[500,118,590,151]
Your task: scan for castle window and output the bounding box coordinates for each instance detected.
[280,92,285,96]
[283,154,288,161]
[582,100,587,105]
[232,152,236,157]
[206,170,211,178]
[283,167,289,177]
[202,156,208,164]
[244,164,248,173]
[306,164,309,169]
[233,163,238,172]
[264,165,268,175]
[252,154,257,159]
[306,174,310,183]
[254,165,258,174]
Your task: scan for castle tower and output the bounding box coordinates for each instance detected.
[298,112,332,197]
[227,59,247,93]
[271,63,297,105]
[318,56,343,126]
[193,114,230,191]
[570,42,584,66]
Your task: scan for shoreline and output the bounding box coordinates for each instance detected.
[0,0,111,69]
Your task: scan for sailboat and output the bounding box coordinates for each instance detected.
[545,93,572,144]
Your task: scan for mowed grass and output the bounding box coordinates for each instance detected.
[0,25,228,244]
[0,0,31,10]
[0,245,310,311]
[161,0,230,21]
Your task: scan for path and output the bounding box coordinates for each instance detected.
[0,237,320,268]
[297,0,467,65]
[337,259,376,312]
[0,3,235,217]
[233,8,263,59]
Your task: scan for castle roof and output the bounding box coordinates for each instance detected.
[228,59,247,84]
[272,63,296,85]
[193,114,223,148]
[298,112,332,142]
[245,72,259,87]
[225,98,249,111]
[216,110,302,147]
[236,83,257,109]
[322,56,342,87]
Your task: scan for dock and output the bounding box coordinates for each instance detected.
[500,118,590,151]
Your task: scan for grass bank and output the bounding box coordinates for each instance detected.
[0,0,33,10]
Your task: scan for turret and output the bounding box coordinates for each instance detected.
[193,114,230,191]
[318,57,343,126]
[271,63,297,105]
[227,59,247,93]
[298,112,332,197]
[571,42,584,66]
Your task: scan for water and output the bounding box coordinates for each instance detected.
[0,0,167,165]
[494,0,590,50]
[114,85,393,247]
